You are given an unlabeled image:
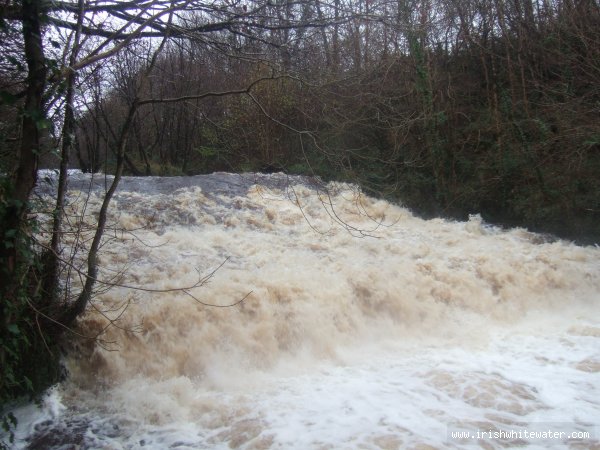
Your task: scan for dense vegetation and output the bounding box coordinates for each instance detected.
[0,0,598,444]
[72,0,600,242]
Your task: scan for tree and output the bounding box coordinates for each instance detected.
[0,1,353,439]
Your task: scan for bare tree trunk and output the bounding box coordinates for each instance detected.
[62,12,174,325]
[333,0,340,71]
[43,0,85,305]
[315,1,332,69]
[61,101,136,326]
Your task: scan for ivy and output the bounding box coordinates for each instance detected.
[0,176,63,448]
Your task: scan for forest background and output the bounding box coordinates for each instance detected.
[0,0,599,441]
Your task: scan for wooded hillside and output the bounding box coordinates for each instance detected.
[70,0,599,242]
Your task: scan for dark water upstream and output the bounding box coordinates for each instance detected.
[6,171,600,449]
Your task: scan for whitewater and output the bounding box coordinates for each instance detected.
[5,171,600,449]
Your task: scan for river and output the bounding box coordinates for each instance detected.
[6,172,600,449]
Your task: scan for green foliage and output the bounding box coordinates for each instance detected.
[1,180,64,447]
[1,412,18,448]
[583,135,600,149]
[189,125,227,174]
[195,145,218,158]
[0,91,18,106]
[287,163,311,175]
[22,108,53,133]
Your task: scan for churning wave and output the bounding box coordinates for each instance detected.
[9,171,600,449]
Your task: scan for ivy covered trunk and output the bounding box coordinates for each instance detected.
[0,0,62,417]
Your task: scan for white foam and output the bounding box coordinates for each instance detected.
[8,173,599,449]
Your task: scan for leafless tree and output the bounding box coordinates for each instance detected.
[0,0,356,418]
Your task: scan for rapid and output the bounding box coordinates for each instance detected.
[7,172,600,449]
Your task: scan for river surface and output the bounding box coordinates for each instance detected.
[6,172,600,449]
